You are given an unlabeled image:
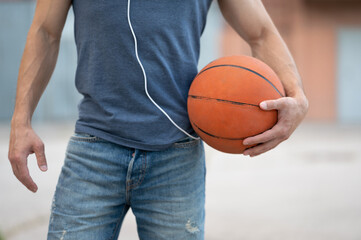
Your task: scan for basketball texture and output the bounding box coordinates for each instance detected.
[187,55,285,154]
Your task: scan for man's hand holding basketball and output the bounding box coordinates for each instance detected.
[8,122,48,193]
[242,94,308,157]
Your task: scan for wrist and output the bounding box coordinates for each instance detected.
[11,113,32,128]
[289,91,309,114]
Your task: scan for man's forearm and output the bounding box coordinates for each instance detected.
[249,27,307,103]
[218,0,306,101]
[11,26,60,126]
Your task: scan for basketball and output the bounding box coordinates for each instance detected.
[187,55,285,154]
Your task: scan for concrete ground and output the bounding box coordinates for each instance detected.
[0,122,360,240]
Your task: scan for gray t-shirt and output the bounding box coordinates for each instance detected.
[72,0,212,150]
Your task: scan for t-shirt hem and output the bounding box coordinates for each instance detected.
[74,122,194,151]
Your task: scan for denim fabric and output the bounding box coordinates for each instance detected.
[47,132,206,240]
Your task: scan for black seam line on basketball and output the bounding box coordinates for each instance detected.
[197,64,284,97]
[192,121,246,140]
[189,95,259,107]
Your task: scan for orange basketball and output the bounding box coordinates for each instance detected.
[187,55,285,154]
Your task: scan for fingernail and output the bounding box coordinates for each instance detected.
[40,165,48,171]
[32,187,38,193]
[260,102,267,109]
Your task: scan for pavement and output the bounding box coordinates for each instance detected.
[0,122,361,240]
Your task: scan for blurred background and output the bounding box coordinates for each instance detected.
[0,0,360,239]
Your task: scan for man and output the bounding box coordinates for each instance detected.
[8,0,308,239]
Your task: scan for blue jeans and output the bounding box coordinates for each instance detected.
[47,132,206,240]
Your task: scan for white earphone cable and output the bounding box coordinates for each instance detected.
[126,0,199,140]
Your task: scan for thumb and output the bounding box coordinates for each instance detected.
[260,98,285,110]
[33,141,48,172]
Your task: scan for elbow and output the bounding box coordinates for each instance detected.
[246,25,278,50]
[29,24,61,45]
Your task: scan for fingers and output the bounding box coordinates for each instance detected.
[260,98,288,111]
[242,97,293,157]
[242,96,307,157]
[33,141,48,172]
[243,139,280,157]
[243,124,289,155]
[243,120,289,144]
[8,126,47,192]
[10,154,38,192]
[243,126,279,146]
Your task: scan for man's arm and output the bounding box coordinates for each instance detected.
[8,0,72,192]
[218,0,309,157]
